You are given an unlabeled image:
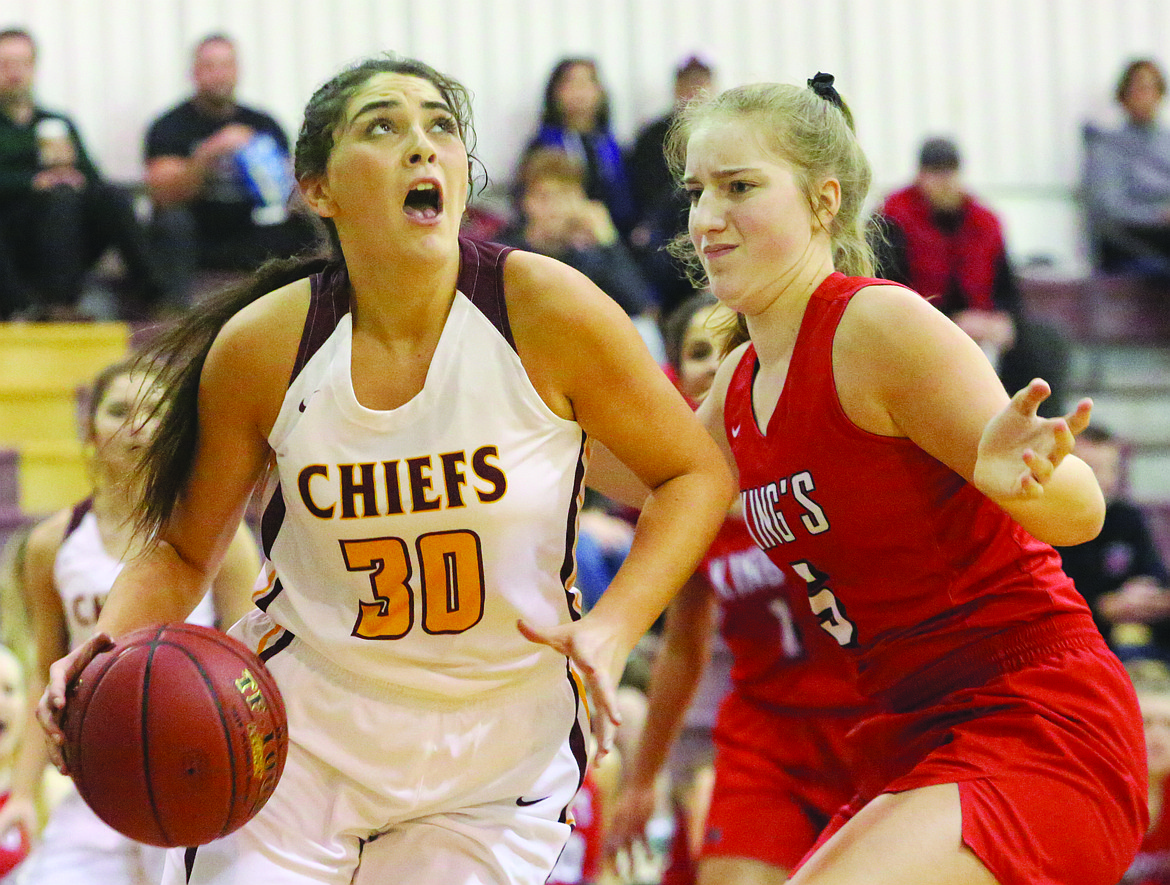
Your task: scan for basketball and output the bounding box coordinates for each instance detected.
[60,623,288,848]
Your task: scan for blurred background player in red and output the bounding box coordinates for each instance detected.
[0,359,258,885]
[1122,659,1170,885]
[606,291,871,885]
[0,643,30,883]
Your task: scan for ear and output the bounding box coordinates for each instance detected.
[814,177,842,227]
[299,175,338,218]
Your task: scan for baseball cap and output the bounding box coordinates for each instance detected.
[919,137,961,171]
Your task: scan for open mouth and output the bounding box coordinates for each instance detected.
[404,182,443,220]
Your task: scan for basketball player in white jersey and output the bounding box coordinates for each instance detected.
[37,56,735,885]
[5,359,258,885]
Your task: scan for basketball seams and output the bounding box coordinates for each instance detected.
[154,632,242,843]
[139,632,173,846]
[62,623,288,848]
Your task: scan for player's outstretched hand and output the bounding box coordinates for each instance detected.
[36,632,114,773]
[0,793,34,853]
[974,379,1093,500]
[604,780,655,865]
[517,617,623,759]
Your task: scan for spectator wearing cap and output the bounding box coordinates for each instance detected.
[871,136,1071,416]
[628,54,715,315]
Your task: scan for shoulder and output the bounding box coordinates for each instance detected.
[500,249,661,415]
[213,276,310,366]
[148,101,194,129]
[839,281,941,340]
[203,277,312,426]
[880,186,917,213]
[835,281,967,375]
[964,198,1004,230]
[24,507,73,568]
[502,249,626,326]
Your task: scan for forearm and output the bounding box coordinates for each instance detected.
[584,471,731,652]
[95,540,218,637]
[997,455,1105,546]
[623,597,712,789]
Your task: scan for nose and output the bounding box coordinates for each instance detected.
[689,191,723,237]
[132,409,161,442]
[404,124,438,167]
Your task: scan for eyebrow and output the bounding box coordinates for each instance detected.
[348,98,454,126]
[683,166,758,185]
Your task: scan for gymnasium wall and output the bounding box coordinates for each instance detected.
[5,0,1170,269]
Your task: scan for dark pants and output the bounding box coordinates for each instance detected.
[150,204,321,303]
[999,319,1071,418]
[0,180,169,317]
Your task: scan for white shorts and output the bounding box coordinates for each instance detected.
[16,789,166,885]
[162,609,589,885]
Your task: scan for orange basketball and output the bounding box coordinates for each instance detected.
[60,623,288,847]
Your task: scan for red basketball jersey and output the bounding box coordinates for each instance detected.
[700,515,868,712]
[725,272,1093,701]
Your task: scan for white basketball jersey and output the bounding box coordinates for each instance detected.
[258,249,588,699]
[54,502,216,650]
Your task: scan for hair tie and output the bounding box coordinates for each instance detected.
[807,72,845,111]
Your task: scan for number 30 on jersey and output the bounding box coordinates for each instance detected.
[341,531,485,639]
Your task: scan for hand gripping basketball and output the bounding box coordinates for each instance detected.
[57,624,288,847]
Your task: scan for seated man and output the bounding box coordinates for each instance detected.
[872,136,1070,416]
[144,33,319,301]
[0,27,165,319]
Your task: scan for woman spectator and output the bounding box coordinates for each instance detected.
[526,58,636,239]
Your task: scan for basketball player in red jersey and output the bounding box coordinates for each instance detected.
[656,74,1147,885]
[607,292,872,885]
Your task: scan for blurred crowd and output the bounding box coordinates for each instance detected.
[2,23,1170,885]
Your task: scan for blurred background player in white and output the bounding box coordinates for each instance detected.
[0,359,258,885]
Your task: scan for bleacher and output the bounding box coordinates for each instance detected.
[0,322,131,547]
[1020,269,1170,561]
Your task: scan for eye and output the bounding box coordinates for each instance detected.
[685,187,702,205]
[687,342,714,361]
[430,115,458,135]
[367,117,394,135]
[729,180,754,195]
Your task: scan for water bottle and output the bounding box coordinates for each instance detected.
[235,133,294,225]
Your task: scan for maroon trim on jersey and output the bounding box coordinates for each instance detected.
[257,626,295,662]
[457,237,517,352]
[560,436,588,622]
[292,261,351,385]
[260,483,285,561]
[64,497,93,540]
[560,660,589,826]
[255,576,284,614]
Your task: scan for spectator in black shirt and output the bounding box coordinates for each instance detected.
[144,33,319,302]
